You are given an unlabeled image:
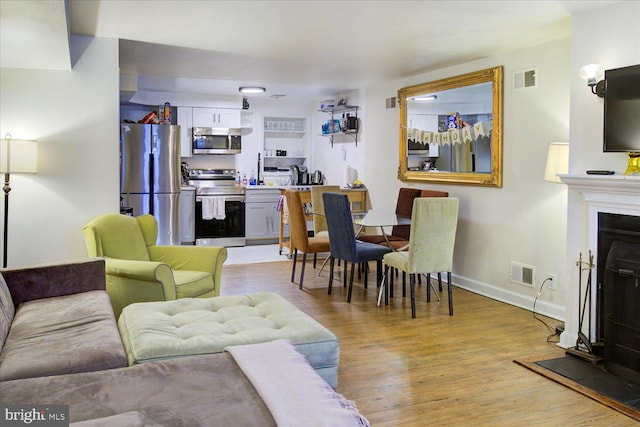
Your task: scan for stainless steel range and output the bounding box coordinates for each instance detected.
[188,169,245,247]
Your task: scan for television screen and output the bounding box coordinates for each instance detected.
[603,64,640,152]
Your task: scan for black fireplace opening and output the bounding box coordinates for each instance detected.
[597,212,640,384]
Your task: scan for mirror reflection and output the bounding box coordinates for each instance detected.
[398,66,503,187]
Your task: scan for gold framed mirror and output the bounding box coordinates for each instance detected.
[398,66,503,187]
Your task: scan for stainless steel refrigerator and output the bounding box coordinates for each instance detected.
[120,123,181,245]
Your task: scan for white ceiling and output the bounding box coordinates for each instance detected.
[1,0,620,100]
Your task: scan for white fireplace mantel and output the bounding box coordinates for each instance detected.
[558,173,639,349]
[560,174,640,206]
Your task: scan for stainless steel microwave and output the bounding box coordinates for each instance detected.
[192,127,241,154]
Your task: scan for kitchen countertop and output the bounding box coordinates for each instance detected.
[245,185,366,191]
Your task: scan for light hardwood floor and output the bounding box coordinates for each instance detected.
[221,259,635,426]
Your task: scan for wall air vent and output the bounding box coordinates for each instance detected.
[385,97,397,109]
[510,261,536,287]
[513,68,537,90]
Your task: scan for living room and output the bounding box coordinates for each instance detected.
[1,1,639,424]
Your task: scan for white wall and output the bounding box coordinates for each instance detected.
[0,35,119,267]
[362,38,572,320]
[562,1,640,347]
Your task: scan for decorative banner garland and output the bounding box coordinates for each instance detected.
[407,121,491,146]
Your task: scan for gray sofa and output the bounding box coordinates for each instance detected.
[0,258,127,381]
[0,259,370,426]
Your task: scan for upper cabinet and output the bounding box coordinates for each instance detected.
[192,107,241,128]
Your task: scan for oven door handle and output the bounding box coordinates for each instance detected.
[196,195,246,203]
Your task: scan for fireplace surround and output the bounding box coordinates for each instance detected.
[561,174,640,382]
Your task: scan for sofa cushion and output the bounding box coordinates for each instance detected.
[0,274,15,350]
[118,292,340,387]
[0,290,127,381]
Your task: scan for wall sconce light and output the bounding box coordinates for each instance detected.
[1,133,38,268]
[544,142,569,183]
[579,64,605,97]
[239,86,266,94]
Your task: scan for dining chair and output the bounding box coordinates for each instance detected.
[357,187,421,250]
[310,185,341,237]
[284,189,331,289]
[323,192,392,302]
[381,197,459,318]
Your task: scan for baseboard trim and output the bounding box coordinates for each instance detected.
[452,273,565,322]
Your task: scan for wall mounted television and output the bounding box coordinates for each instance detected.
[603,64,640,152]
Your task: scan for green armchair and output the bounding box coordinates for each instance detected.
[82,213,227,318]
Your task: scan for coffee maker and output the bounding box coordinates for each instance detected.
[290,164,309,185]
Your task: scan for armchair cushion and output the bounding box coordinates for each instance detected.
[173,270,215,299]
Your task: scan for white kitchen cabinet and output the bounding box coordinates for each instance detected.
[408,114,440,157]
[180,187,196,244]
[177,107,193,157]
[245,189,281,242]
[192,107,241,128]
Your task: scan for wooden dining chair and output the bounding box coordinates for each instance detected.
[323,192,392,302]
[381,197,459,318]
[284,189,330,289]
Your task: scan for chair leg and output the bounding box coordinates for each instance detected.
[377,266,388,306]
[313,253,317,269]
[300,253,307,290]
[328,256,335,294]
[364,261,368,288]
[376,260,382,287]
[343,261,348,288]
[291,249,298,283]
[410,274,416,318]
[402,272,406,297]
[347,262,356,303]
[426,273,431,302]
[438,272,443,292]
[447,271,453,316]
[389,268,394,298]
[384,265,390,305]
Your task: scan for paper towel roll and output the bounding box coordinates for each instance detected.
[344,165,358,185]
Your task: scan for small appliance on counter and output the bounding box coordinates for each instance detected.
[290,164,309,185]
[311,170,324,185]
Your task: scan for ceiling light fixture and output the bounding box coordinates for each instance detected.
[578,64,605,97]
[239,86,266,94]
[411,95,437,101]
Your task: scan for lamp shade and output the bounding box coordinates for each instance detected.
[0,139,38,174]
[544,142,569,183]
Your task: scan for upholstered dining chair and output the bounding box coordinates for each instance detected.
[311,185,341,237]
[82,213,227,318]
[381,197,459,318]
[323,192,392,302]
[284,189,331,289]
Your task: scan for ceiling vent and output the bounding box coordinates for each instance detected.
[513,68,537,90]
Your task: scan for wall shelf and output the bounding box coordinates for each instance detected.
[318,105,359,147]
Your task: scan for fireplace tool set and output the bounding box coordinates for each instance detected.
[567,251,604,363]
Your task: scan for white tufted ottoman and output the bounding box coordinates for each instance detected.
[117,292,340,388]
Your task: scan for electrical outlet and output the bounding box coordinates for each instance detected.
[546,274,557,290]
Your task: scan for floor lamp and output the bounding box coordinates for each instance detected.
[1,133,38,268]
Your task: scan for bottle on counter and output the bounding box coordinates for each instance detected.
[249,170,257,186]
[242,174,248,186]
[235,172,241,187]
